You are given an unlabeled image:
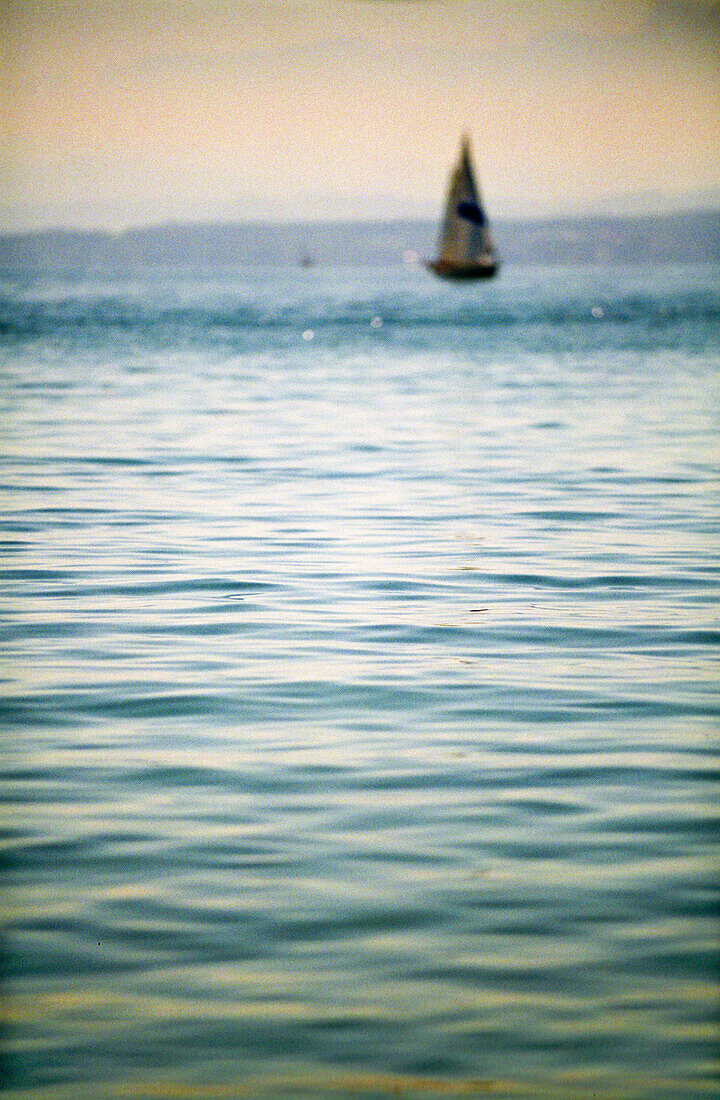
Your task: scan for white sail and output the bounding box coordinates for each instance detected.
[429,136,497,279]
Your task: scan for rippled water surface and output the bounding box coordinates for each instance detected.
[1,263,719,1098]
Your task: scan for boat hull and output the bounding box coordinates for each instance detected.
[427,259,498,280]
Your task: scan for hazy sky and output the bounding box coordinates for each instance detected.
[2,0,719,230]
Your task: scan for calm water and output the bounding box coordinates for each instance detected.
[1,262,719,1099]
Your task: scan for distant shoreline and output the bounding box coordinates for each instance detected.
[1,209,719,268]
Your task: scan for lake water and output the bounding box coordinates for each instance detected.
[1,262,719,1099]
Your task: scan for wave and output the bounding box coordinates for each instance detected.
[2,272,719,343]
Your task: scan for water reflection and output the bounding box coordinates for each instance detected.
[2,263,719,1097]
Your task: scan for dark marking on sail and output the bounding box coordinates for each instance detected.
[457,200,487,227]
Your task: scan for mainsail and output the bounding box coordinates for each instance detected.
[428,136,498,280]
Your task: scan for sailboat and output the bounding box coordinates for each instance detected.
[427,136,498,280]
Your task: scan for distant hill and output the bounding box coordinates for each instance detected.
[1,210,718,270]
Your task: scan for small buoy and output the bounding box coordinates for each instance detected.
[302,329,314,341]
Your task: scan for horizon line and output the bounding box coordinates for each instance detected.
[3,204,720,240]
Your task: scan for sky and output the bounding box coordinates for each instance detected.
[2,0,719,230]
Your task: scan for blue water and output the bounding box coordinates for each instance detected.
[1,262,719,1099]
